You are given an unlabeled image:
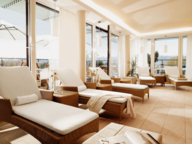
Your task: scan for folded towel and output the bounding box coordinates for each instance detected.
[87,93,136,118]
[14,94,38,106]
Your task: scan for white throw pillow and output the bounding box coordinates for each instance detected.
[14,94,38,106]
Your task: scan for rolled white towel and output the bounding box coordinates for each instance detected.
[15,94,38,106]
[0,96,3,99]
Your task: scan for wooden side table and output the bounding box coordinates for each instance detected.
[154,75,165,85]
[96,84,112,91]
[53,90,79,107]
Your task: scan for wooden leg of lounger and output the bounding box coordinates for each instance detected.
[142,98,144,103]
[148,93,149,99]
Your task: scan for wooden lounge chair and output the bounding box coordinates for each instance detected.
[0,67,99,144]
[137,66,156,86]
[54,69,135,122]
[89,67,149,103]
[164,66,192,90]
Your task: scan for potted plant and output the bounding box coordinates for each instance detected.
[127,56,138,77]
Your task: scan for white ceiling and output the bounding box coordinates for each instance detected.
[38,0,192,37]
[89,0,192,34]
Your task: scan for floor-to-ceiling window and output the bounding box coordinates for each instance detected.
[0,0,28,67]
[111,34,119,78]
[95,27,109,74]
[147,39,151,72]
[36,3,59,88]
[183,36,187,77]
[154,37,179,75]
[86,24,93,81]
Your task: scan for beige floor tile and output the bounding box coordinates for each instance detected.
[135,110,151,119]
[141,112,167,133]
[164,115,185,129]
[186,139,192,144]
[168,107,185,117]
[137,103,156,111]
[123,118,146,129]
[186,122,192,140]
[152,105,170,114]
[161,126,185,144]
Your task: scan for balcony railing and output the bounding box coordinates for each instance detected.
[0,57,49,68]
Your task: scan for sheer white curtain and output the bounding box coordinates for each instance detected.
[59,8,79,75]
[130,38,148,67]
[186,35,192,79]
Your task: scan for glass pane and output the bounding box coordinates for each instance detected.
[154,37,179,75]
[95,27,108,74]
[111,34,119,78]
[36,3,59,89]
[0,0,26,67]
[183,36,187,77]
[147,40,151,73]
[86,24,93,82]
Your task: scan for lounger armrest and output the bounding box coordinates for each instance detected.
[84,82,96,89]
[164,74,169,82]
[40,89,54,101]
[180,74,184,78]
[150,73,154,77]
[0,96,13,121]
[111,78,121,83]
[100,79,112,84]
[62,86,78,92]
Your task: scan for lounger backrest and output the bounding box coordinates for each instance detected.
[89,67,111,80]
[138,67,150,76]
[164,66,180,78]
[54,69,87,92]
[0,67,42,105]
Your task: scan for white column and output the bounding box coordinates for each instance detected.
[30,0,36,78]
[178,36,183,74]
[125,35,130,77]
[77,10,86,82]
[151,39,155,75]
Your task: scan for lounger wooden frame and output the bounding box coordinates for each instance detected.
[63,82,134,122]
[0,90,99,144]
[100,79,149,103]
[165,74,192,90]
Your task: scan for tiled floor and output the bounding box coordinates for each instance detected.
[1,84,192,144]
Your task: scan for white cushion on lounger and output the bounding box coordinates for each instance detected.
[138,67,150,76]
[13,99,98,135]
[112,83,148,90]
[164,66,180,78]
[139,76,155,81]
[0,67,42,105]
[79,89,132,104]
[169,77,192,82]
[54,69,87,92]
